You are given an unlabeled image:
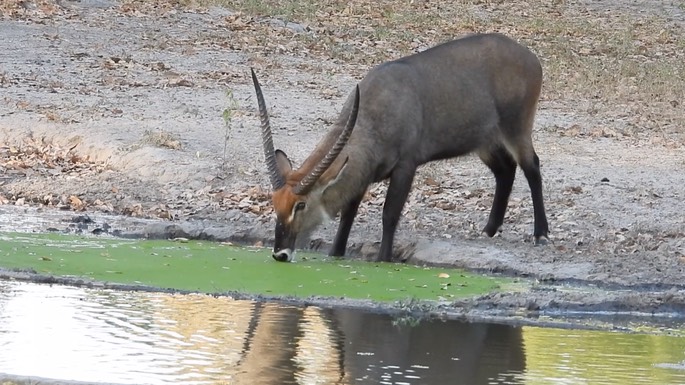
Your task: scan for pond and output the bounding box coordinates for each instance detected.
[1,281,684,384]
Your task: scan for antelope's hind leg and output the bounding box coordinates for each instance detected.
[519,150,549,244]
[480,147,517,237]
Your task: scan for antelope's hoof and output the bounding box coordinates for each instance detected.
[534,235,550,246]
[481,223,500,238]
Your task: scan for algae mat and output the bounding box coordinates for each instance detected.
[0,233,504,301]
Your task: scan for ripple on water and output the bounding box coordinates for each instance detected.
[0,282,256,384]
[1,281,685,385]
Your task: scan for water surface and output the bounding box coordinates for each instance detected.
[0,281,684,384]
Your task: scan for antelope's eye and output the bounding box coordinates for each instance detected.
[295,201,306,212]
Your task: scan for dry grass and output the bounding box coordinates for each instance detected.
[0,0,64,17]
[199,2,684,90]
[131,0,683,140]
[0,134,105,175]
[6,0,684,140]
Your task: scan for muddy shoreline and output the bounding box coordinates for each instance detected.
[1,0,684,327]
[2,205,684,331]
[3,263,684,333]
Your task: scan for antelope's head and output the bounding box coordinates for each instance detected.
[251,69,360,262]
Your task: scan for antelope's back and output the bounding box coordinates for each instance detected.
[353,33,542,164]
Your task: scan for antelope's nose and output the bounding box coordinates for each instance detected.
[272,249,293,262]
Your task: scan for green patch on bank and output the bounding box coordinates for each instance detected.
[0,233,505,301]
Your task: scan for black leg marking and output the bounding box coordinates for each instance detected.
[521,152,549,243]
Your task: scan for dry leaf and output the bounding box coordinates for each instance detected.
[69,195,86,210]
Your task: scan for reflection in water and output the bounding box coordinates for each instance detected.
[327,309,524,384]
[0,281,684,385]
[519,327,685,385]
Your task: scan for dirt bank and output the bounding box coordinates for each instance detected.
[1,0,684,319]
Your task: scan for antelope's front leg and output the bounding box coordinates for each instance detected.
[379,167,416,262]
[330,192,365,257]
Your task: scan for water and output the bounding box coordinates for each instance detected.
[0,281,684,385]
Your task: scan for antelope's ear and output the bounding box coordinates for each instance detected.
[275,149,293,176]
[320,156,349,190]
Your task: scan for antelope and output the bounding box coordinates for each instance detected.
[251,33,549,263]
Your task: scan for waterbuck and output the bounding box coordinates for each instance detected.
[252,33,549,263]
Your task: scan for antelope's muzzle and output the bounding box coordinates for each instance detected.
[272,248,294,262]
[273,220,296,262]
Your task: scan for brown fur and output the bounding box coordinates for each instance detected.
[257,33,549,262]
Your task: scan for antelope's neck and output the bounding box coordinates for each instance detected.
[318,155,371,218]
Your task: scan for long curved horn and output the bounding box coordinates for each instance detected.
[251,68,286,190]
[293,85,360,195]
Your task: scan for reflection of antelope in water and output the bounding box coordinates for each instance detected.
[231,303,344,385]
[231,305,525,384]
[153,295,525,383]
[155,296,343,384]
[327,309,526,384]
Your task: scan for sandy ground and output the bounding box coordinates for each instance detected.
[1,0,684,322]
